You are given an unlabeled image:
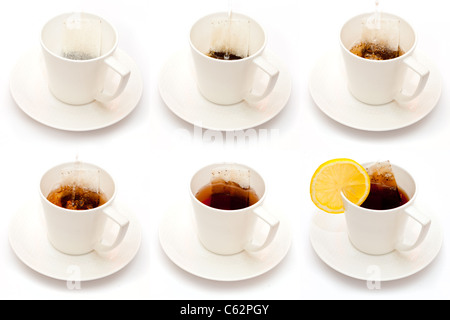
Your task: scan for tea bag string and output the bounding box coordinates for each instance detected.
[374,0,381,28]
[365,1,381,30]
[225,0,233,60]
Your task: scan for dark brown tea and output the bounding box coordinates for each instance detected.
[350,42,404,60]
[195,179,259,211]
[207,50,244,61]
[47,185,108,211]
[361,183,410,211]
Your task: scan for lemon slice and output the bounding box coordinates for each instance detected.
[310,159,371,214]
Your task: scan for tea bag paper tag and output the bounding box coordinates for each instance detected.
[210,18,250,58]
[211,166,250,189]
[62,13,102,60]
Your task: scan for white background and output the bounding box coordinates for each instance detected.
[0,0,448,300]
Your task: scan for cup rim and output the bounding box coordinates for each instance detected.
[40,12,119,63]
[340,12,417,63]
[39,161,116,214]
[190,162,267,213]
[342,162,417,214]
[189,11,268,64]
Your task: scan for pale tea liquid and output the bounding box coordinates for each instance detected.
[350,42,404,60]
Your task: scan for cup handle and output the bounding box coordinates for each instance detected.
[395,56,430,103]
[245,56,280,103]
[94,205,130,253]
[244,206,280,253]
[395,206,431,252]
[95,56,131,103]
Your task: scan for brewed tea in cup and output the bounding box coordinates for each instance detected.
[340,12,429,105]
[195,174,260,211]
[342,162,431,255]
[190,163,279,255]
[40,162,129,255]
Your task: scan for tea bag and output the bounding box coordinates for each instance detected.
[210,166,251,209]
[60,161,100,192]
[364,161,402,210]
[54,161,102,210]
[211,166,251,188]
[61,13,102,60]
[209,14,250,60]
[362,16,400,55]
[366,160,399,189]
[351,2,401,60]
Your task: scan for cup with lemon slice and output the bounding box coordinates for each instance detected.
[310,159,431,255]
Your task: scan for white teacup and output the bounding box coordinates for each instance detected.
[342,163,431,255]
[190,163,280,255]
[41,12,131,105]
[340,13,430,105]
[190,12,279,105]
[40,162,129,256]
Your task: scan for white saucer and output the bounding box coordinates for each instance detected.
[309,50,442,132]
[10,47,143,132]
[309,210,443,282]
[159,201,291,282]
[9,199,141,282]
[158,49,292,131]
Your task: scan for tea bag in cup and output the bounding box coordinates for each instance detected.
[61,13,102,60]
[208,14,250,60]
[363,161,403,210]
[47,161,105,210]
[209,166,251,209]
[350,2,402,60]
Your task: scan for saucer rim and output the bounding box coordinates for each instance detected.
[309,50,442,132]
[158,200,292,282]
[8,198,142,282]
[158,48,292,132]
[309,208,443,282]
[9,47,143,132]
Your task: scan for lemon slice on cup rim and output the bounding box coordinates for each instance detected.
[310,159,371,214]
